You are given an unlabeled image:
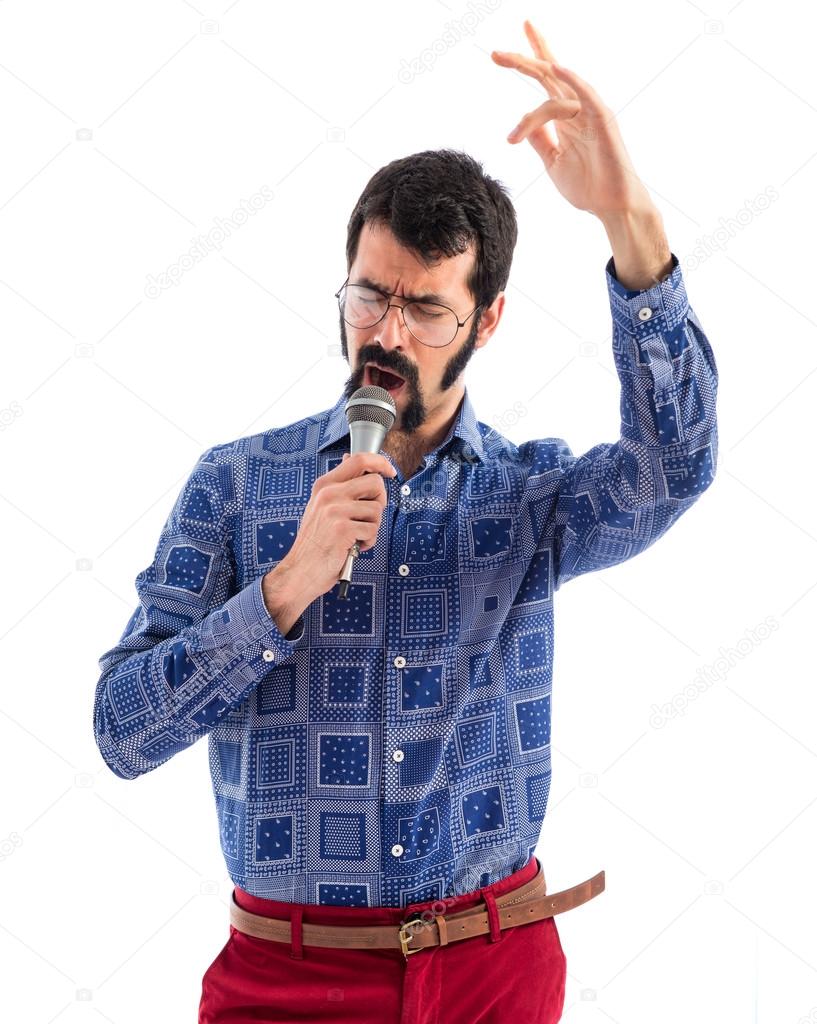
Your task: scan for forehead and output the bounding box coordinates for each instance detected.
[350,221,475,304]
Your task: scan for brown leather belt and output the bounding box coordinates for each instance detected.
[229,864,605,959]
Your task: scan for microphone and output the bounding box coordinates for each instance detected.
[337,384,397,599]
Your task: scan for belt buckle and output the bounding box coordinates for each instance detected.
[398,914,425,959]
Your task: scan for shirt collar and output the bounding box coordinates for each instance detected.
[317,385,486,464]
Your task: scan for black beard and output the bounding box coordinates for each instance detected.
[339,311,481,436]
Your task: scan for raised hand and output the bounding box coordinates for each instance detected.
[491,20,652,219]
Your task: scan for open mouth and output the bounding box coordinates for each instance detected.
[365,364,406,394]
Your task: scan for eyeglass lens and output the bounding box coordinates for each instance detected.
[339,285,457,346]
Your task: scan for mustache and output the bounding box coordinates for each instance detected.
[357,353,414,382]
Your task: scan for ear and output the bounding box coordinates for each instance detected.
[474,292,505,351]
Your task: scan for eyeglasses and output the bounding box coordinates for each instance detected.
[334,277,482,348]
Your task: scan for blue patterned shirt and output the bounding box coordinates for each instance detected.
[93,253,718,907]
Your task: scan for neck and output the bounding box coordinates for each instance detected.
[403,388,464,451]
[383,388,465,476]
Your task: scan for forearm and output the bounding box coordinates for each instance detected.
[600,205,673,291]
[94,576,302,779]
[553,232,719,588]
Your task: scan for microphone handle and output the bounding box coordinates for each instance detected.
[337,541,360,600]
[336,466,375,599]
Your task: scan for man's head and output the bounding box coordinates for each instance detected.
[339,149,517,436]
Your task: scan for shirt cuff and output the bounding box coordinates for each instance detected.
[605,252,689,336]
[200,575,305,682]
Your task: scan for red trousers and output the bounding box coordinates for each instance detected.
[198,855,567,1023]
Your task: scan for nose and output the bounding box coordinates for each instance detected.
[374,302,410,351]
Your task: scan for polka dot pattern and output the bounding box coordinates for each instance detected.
[320,811,367,860]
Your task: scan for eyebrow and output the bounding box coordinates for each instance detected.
[352,276,451,306]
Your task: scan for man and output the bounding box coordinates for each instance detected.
[93,21,718,1024]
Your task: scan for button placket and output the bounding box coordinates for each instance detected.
[386,656,407,863]
[387,477,413,874]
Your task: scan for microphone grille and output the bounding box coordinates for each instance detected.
[345,385,397,428]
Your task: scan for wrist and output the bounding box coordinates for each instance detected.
[261,559,311,638]
[600,205,673,291]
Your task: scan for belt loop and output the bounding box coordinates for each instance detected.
[480,887,502,943]
[289,905,304,959]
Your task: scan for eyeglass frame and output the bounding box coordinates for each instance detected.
[334,275,483,348]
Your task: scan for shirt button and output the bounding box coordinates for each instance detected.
[393,655,406,669]
[637,306,653,321]
[398,564,409,576]
[391,844,404,857]
[262,649,276,662]
[392,749,404,762]
[400,484,411,496]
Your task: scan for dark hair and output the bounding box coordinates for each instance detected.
[345,148,518,313]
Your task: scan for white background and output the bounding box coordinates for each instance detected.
[0,0,813,1021]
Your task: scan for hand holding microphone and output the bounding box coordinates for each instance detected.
[272,386,397,606]
[276,450,396,606]
[336,385,397,598]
